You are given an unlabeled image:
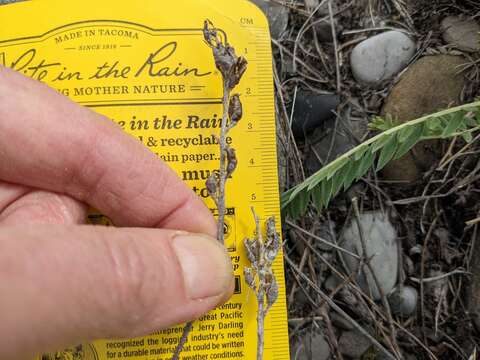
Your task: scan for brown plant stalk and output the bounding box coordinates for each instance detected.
[171,20,246,360]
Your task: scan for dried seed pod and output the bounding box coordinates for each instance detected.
[265,276,279,311]
[244,237,259,265]
[206,173,218,199]
[244,267,257,290]
[203,19,222,48]
[229,56,248,89]
[203,20,237,79]
[228,94,243,125]
[212,45,237,79]
[226,147,238,178]
[265,217,280,263]
[265,243,279,264]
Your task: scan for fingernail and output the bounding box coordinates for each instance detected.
[172,233,233,300]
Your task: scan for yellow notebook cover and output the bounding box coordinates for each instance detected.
[0,1,289,359]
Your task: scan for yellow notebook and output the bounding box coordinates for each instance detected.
[0,1,289,359]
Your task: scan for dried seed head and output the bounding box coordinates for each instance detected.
[226,147,238,178]
[244,267,257,291]
[244,237,259,265]
[203,20,247,90]
[228,94,243,126]
[203,20,219,47]
[203,20,236,79]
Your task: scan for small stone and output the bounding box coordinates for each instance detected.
[250,0,289,39]
[304,119,355,175]
[388,286,418,316]
[314,20,338,42]
[339,330,372,358]
[441,16,480,52]
[340,211,398,300]
[293,332,331,360]
[324,275,340,292]
[292,90,339,138]
[350,31,416,87]
[381,55,466,183]
[309,334,331,360]
[404,255,415,276]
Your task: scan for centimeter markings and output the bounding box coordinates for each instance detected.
[242,22,290,358]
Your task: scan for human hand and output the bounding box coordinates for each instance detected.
[0,66,234,360]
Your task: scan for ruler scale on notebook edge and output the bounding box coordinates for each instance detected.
[0,1,289,359]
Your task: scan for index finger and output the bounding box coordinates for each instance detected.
[0,66,216,235]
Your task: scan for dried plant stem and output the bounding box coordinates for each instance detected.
[217,81,230,244]
[244,209,280,360]
[171,20,246,360]
[253,211,266,360]
[170,321,193,360]
[257,300,265,360]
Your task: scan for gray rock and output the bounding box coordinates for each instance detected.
[324,275,340,292]
[350,31,416,87]
[292,90,339,138]
[388,286,418,316]
[294,333,331,360]
[305,119,355,175]
[338,330,372,358]
[314,20,335,42]
[250,0,289,39]
[310,334,330,360]
[341,211,398,300]
[441,16,480,52]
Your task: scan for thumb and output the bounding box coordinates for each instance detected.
[0,226,234,360]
